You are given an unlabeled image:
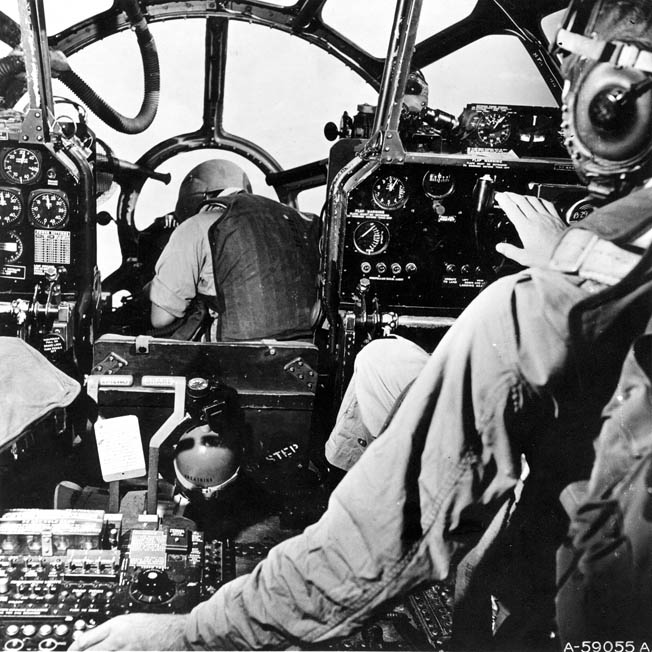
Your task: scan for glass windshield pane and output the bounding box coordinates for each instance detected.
[1,0,113,36]
[422,35,556,118]
[222,22,376,170]
[417,0,477,44]
[323,0,477,58]
[54,20,205,160]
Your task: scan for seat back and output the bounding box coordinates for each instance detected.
[91,335,318,496]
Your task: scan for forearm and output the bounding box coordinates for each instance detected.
[185,284,532,649]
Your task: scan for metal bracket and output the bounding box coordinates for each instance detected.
[91,351,128,375]
[135,334,151,354]
[284,356,317,393]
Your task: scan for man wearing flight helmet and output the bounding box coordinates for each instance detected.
[70,1,652,649]
[148,159,319,340]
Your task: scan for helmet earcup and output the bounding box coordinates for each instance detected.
[573,62,652,161]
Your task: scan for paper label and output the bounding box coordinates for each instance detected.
[94,415,146,483]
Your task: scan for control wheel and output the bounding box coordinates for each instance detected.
[130,569,176,604]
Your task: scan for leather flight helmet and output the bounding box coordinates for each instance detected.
[174,159,252,221]
[554,0,652,198]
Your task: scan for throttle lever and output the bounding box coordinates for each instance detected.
[471,174,496,255]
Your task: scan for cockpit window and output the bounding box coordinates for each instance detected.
[222,22,375,170]
[422,35,557,116]
[53,20,205,154]
[2,1,113,35]
[322,0,478,58]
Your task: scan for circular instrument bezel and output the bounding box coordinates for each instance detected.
[474,110,513,148]
[2,147,42,184]
[352,220,390,256]
[2,230,24,263]
[0,187,23,227]
[422,170,456,199]
[28,189,70,229]
[565,198,596,225]
[371,173,408,211]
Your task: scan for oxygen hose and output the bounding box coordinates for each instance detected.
[0,55,24,106]
[57,0,160,134]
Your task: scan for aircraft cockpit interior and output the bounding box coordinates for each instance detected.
[0,0,621,649]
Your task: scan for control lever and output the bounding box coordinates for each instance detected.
[355,277,371,326]
[471,174,495,255]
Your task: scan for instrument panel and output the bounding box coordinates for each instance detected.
[339,156,593,313]
[0,145,82,292]
[458,104,566,158]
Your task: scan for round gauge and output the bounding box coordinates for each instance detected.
[352,220,390,256]
[565,198,596,224]
[1,231,23,263]
[0,188,22,226]
[29,190,69,228]
[372,174,408,210]
[3,148,41,184]
[476,111,513,148]
[423,170,455,199]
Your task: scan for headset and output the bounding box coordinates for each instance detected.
[553,0,652,198]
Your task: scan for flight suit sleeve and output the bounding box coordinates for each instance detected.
[182,272,570,650]
[148,219,205,319]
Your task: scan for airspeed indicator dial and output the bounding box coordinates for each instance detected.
[352,220,390,256]
[29,190,69,229]
[0,188,22,226]
[372,174,408,210]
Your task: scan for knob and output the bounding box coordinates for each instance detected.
[405,262,417,273]
[376,262,387,274]
[187,377,209,400]
[130,569,176,604]
[445,263,457,275]
[5,625,19,637]
[390,263,402,274]
[21,624,36,637]
[0,576,9,593]
[38,625,53,637]
[54,624,69,637]
[360,262,371,274]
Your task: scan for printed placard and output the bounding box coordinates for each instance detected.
[94,415,146,483]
